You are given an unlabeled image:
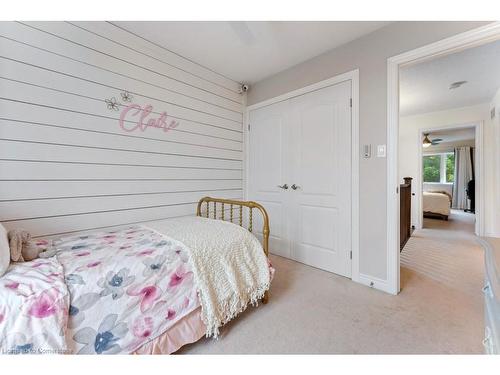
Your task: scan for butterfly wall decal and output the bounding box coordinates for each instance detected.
[105,97,119,111]
[120,91,133,103]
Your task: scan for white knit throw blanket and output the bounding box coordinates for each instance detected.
[145,216,270,337]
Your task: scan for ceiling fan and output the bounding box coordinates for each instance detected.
[422,133,443,148]
[228,22,256,45]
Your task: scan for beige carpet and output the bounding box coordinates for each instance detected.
[401,210,483,298]
[180,210,484,354]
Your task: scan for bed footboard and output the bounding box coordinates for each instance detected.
[196,197,270,303]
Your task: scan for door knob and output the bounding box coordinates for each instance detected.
[291,184,300,190]
[277,184,289,190]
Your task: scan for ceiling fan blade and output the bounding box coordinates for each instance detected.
[228,22,256,46]
[432,138,443,142]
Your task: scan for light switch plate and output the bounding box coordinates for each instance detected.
[377,144,386,158]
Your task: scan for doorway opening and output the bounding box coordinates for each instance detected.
[387,23,500,294]
[418,125,477,233]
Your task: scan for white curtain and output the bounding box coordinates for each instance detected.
[452,146,474,209]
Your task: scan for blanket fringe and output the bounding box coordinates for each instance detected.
[202,282,270,339]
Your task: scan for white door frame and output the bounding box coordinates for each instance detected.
[245,69,360,283]
[387,22,500,295]
[415,122,483,234]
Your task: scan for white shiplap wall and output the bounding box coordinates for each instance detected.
[0,21,244,237]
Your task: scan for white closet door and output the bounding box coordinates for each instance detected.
[288,81,352,276]
[248,101,291,258]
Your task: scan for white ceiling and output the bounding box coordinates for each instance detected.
[115,21,390,84]
[400,40,500,116]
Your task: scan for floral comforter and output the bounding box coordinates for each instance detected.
[56,226,199,354]
[0,257,70,354]
[1,226,199,354]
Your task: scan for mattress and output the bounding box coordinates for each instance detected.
[423,191,451,216]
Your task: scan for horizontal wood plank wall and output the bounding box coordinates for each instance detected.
[0,21,244,237]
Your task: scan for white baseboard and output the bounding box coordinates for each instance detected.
[484,231,500,238]
[356,273,396,295]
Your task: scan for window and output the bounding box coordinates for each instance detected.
[423,152,455,183]
[423,155,441,182]
[445,153,455,183]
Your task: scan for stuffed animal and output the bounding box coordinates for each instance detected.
[7,229,53,262]
[38,243,57,259]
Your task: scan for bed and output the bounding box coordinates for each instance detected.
[0,197,272,355]
[422,191,452,221]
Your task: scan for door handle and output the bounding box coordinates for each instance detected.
[291,184,301,190]
[277,184,289,190]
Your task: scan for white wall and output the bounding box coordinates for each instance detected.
[399,103,500,235]
[488,88,500,236]
[0,21,244,237]
[247,21,491,284]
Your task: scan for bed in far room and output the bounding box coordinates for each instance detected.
[423,191,452,220]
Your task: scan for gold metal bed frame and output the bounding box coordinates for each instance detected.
[196,196,270,303]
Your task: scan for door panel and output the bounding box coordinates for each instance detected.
[289,81,352,276]
[299,104,338,195]
[248,101,290,258]
[300,205,337,250]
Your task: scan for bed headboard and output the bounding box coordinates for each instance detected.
[196,197,269,258]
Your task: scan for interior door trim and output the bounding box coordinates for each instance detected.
[245,69,360,284]
[386,23,500,295]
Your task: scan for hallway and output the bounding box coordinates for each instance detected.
[400,209,483,351]
[402,210,481,294]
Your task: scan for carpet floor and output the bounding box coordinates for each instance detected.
[180,210,484,354]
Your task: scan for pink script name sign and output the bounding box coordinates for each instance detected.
[119,104,179,133]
